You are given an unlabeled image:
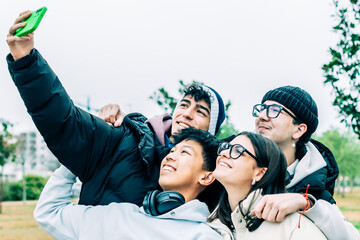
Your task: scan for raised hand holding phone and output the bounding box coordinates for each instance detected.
[7,10,35,60]
[14,7,47,37]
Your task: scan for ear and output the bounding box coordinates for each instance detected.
[254,167,267,182]
[199,171,215,186]
[292,123,307,140]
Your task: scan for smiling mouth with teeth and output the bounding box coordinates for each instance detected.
[178,122,190,128]
[218,161,231,168]
[163,165,176,172]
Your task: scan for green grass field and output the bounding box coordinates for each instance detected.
[0,191,359,239]
[0,201,53,240]
[335,190,360,231]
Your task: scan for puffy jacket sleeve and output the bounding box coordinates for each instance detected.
[303,195,360,240]
[7,49,125,182]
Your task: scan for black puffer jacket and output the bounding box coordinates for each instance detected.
[287,139,339,204]
[7,49,169,206]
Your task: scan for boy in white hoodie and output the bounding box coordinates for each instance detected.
[34,128,222,240]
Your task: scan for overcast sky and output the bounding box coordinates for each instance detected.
[0,0,342,135]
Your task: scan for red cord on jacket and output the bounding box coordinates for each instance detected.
[298,184,310,228]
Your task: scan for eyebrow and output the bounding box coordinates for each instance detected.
[180,99,211,115]
[197,104,210,115]
[182,144,194,153]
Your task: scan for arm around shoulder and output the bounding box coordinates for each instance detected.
[303,196,360,240]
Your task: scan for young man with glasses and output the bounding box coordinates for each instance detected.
[251,85,359,240]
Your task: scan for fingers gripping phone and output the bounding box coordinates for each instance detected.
[15,7,47,37]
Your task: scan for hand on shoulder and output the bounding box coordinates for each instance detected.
[98,103,126,127]
[251,193,308,222]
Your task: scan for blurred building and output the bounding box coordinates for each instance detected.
[1,131,60,182]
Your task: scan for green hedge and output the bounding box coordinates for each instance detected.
[2,175,48,201]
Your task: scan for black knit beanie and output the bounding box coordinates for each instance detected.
[261,86,319,136]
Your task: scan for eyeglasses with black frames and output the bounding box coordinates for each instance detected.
[217,142,258,161]
[252,104,301,123]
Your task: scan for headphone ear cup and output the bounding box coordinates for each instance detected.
[149,190,160,216]
[155,191,185,215]
[143,190,160,216]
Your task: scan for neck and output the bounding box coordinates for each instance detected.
[168,186,204,203]
[225,185,251,212]
[278,142,296,166]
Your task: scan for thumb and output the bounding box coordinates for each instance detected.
[114,115,124,127]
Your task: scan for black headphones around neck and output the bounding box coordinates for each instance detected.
[143,190,185,216]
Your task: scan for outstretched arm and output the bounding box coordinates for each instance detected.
[303,196,360,240]
[6,11,125,182]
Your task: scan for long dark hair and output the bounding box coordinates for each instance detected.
[209,131,287,232]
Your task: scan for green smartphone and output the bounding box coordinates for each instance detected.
[15,7,47,37]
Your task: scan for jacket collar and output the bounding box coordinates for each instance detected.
[207,189,263,235]
[231,189,263,231]
[286,141,326,189]
[141,199,210,223]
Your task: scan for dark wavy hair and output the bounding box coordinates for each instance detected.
[183,85,212,109]
[208,131,287,231]
[172,128,224,211]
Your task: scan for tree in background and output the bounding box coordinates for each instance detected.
[149,80,237,139]
[323,0,360,138]
[0,120,17,213]
[315,128,360,197]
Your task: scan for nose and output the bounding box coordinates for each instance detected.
[182,107,194,120]
[219,148,231,159]
[258,108,269,121]
[165,151,176,162]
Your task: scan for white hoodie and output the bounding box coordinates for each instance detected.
[34,166,222,240]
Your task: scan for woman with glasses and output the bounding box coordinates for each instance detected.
[207,131,326,239]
